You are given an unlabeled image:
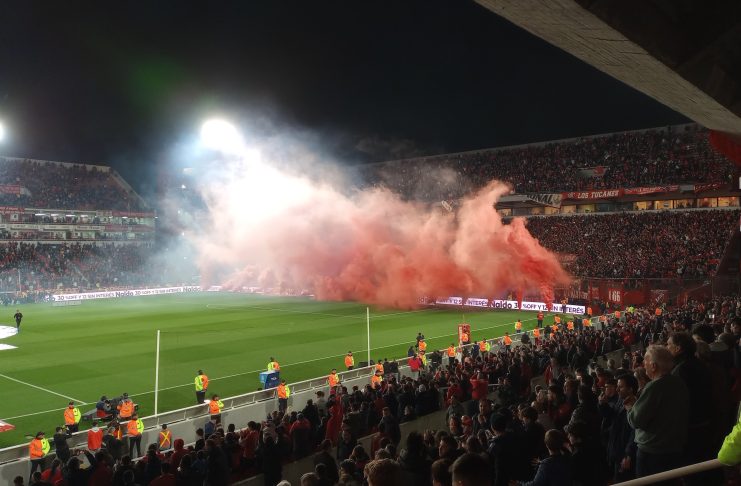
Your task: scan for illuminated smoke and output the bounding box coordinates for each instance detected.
[191,152,570,309]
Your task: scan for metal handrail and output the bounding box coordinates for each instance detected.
[614,459,723,485]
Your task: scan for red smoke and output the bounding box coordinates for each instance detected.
[194,164,570,309]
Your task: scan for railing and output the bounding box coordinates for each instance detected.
[615,459,723,485]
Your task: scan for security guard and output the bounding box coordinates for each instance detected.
[502,332,513,350]
[127,414,144,458]
[267,357,280,372]
[158,423,172,451]
[63,401,81,433]
[515,319,523,333]
[208,394,224,420]
[344,352,354,370]
[195,369,209,404]
[117,393,135,421]
[328,369,340,390]
[29,431,50,478]
[276,380,290,413]
[447,344,456,365]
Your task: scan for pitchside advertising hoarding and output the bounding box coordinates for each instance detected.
[434,296,586,314]
[52,286,201,301]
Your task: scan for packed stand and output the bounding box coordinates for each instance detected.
[0,157,146,211]
[0,243,172,295]
[19,294,739,486]
[525,209,740,278]
[359,125,738,201]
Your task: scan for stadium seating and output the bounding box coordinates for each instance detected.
[0,157,146,211]
[525,209,740,278]
[359,124,738,201]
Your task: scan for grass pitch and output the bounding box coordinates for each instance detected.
[0,292,547,448]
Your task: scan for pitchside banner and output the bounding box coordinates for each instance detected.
[435,296,585,314]
[53,286,201,302]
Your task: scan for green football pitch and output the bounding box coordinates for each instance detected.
[0,292,549,448]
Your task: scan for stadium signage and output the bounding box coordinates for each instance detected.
[623,185,679,195]
[436,297,585,314]
[562,189,623,200]
[52,286,201,302]
[464,298,489,307]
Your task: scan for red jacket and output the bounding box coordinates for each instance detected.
[470,378,489,401]
[408,357,421,371]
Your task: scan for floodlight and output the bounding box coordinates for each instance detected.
[200,119,244,154]
[0,122,4,142]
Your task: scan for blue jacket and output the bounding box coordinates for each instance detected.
[521,454,571,486]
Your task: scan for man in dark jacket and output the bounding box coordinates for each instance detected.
[607,374,637,482]
[487,415,517,486]
[667,332,717,483]
[522,429,571,486]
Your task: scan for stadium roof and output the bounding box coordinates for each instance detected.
[477,0,741,135]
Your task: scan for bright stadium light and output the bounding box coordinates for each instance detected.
[200,119,244,154]
[0,121,5,142]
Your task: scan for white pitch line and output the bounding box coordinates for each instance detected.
[0,373,84,404]
[204,303,429,320]
[2,313,542,421]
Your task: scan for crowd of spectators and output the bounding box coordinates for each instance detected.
[20,294,740,486]
[526,209,740,279]
[0,157,146,211]
[0,243,177,294]
[359,125,738,201]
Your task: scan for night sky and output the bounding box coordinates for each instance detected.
[0,1,688,197]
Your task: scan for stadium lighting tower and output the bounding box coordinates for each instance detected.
[200,118,244,154]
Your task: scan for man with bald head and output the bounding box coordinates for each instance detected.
[627,345,689,479]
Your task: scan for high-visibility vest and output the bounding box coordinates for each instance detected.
[515,321,522,331]
[376,363,384,374]
[371,375,382,388]
[447,346,455,357]
[485,342,491,352]
[209,399,224,414]
[127,419,144,436]
[64,406,81,425]
[195,374,208,391]
[267,361,280,372]
[503,335,512,346]
[420,354,427,366]
[29,438,49,459]
[277,384,290,399]
[418,341,427,352]
[479,340,486,352]
[159,430,172,449]
[583,318,591,327]
[344,355,354,367]
[118,401,134,418]
[551,324,559,333]
[533,328,540,338]
[567,321,574,330]
[328,373,340,387]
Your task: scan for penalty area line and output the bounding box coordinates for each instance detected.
[0,373,84,404]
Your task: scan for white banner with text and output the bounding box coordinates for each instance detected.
[52,286,201,302]
[435,296,585,314]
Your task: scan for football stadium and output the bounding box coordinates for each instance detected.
[1,2,741,486]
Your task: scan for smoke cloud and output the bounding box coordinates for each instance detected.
[189,151,570,309]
